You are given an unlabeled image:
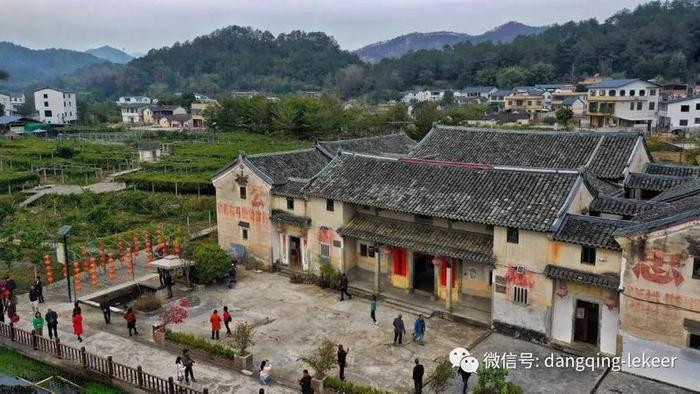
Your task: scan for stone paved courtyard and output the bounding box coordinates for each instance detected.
[7,262,695,393]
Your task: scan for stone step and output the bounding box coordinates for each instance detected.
[382,297,437,318]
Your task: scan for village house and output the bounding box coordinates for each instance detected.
[0,93,24,116]
[504,88,550,113]
[191,100,217,129]
[623,162,700,200]
[157,113,193,128]
[33,87,77,125]
[585,79,660,131]
[488,89,513,106]
[460,86,497,99]
[117,96,154,105]
[657,95,700,132]
[120,103,149,124]
[144,105,187,124]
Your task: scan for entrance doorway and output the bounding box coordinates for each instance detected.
[288,236,301,270]
[574,300,599,346]
[413,253,435,293]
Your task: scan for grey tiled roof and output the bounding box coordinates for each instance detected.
[462,86,497,94]
[583,174,623,197]
[617,195,700,235]
[408,126,641,179]
[247,149,331,184]
[544,265,620,290]
[624,173,691,192]
[337,214,494,264]
[553,214,630,250]
[589,197,667,217]
[316,133,416,158]
[651,180,700,202]
[270,180,309,199]
[644,163,700,177]
[587,79,648,89]
[303,153,580,232]
[270,209,311,228]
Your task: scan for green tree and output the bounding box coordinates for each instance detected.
[300,339,336,378]
[555,106,574,126]
[412,103,441,139]
[188,242,230,284]
[497,66,528,88]
[441,90,455,106]
[334,65,366,99]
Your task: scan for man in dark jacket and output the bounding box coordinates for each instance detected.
[459,367,471,394]
[393,314,406,345]
[163,270,173,298]
[100,300,111,324]
[4,275,16,297]
[339,274,351,301]
[413,358,424,394]
[45,309,58,339]
[182,348,195,384]
[34,276,44,303]
[337,344,348,381]
[299,369,313,393]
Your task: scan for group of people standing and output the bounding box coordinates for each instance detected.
[208,306,232,339]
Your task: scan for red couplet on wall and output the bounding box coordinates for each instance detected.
[392,247,408,276]
[440,258,457,288]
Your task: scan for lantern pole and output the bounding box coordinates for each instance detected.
[58,225,74,303]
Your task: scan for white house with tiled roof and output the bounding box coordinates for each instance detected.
[585,79,660,130]
[33,87,77,125]
[658,95,700,132]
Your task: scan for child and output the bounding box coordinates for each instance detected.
[176,356,185,382]
[259,360,272,385]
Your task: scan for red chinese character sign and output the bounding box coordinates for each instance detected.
[631,248,684,286]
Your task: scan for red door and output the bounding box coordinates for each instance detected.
[392,247,407,276]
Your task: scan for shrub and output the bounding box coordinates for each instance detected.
[164,330,236,360]
[188,242,230,284]
[300,339,336,378]
[428,357,455,393]
[319,262,342,289]
[472,365,523,394]
[230,321,255,356]
[157,299,190,332]
[325,377,391,393]
[542,116,557,125]
[133,294,163,312]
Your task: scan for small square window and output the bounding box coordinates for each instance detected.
[681,105,690,112]
[44,101,49,107]
[286,198,294,210]
[619,90,626,96]
[581,246,596,265]
[649,102,655,111]
[507,227,519,244]
[360,243,367,256]
[239,186,247,200]
[513,286,528,304]
[630,102,635,111]
[241,227,248,240]
[43,94,48,99]
[44,110,52,117]
[649,89,656,96]
[692,256,700,280]
[680,119,689,126]
[320,243,331,259]
[637,102,642,110]
[694,118,700,125]
[326,199,334,212]
[696,103,700,111]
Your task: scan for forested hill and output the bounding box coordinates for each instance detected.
[365,1,700,93]
[59,26,361,99]
[0,42,105,91]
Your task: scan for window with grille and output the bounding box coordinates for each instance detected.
[286,198,294,210]
[507,227,519,244]
[320,243,331,259]
[581,246,596,265]
[513,286,528,304]
[239,186,247,200]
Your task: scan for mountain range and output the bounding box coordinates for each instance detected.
[354,21,546,63]
[85,45,133,64]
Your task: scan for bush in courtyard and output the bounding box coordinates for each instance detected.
[133,294,163,312]
[472,364,523,394]
[300,338,336,378]
[55,145,77,159]
[157,299,190,332]
[325,377,391,393]
[428,357,455,393]
[319,262,342,289]
[164,331,236,360]
[230,321,255,356]
[188,242,230,284]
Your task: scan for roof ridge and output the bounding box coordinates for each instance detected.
[564,213,633,225]
[432,124,639,137]
[246,147,318,158]
[317,132,409,144]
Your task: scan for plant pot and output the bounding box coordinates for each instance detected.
[233,353,253,372]
[311,376,326,394]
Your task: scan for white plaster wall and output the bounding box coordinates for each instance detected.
[621,332,700,392]
[663,98,700,128]
[493,298,549,334]
[551,290,573,343]
[600,305,619,355]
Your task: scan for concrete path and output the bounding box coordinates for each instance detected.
[19,182,126,207]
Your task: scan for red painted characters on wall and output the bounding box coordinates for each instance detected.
[505,266,535,288]
[631,248,685,286]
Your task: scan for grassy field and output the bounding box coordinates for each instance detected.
[0,346,124,393]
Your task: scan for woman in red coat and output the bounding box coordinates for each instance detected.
[72,310,83,342]
[210,310,221,340]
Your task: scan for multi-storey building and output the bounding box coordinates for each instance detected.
[504,88,549,113]
[33,87,77,125]
[585,79,660,130]
[658,95,700,132]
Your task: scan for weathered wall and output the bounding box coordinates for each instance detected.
[306,198,355,272]
[567,180,594,215]
[460,261,491,298]
[214,162,272,267]
[549,241,622,275]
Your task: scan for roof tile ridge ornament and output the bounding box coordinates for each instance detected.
[399,157,492,169]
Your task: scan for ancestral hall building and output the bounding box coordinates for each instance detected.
[213,126,700,391]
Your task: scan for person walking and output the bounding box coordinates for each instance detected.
[259,360,272,385]
[222,306,232,336]
[72,301,81,317]
[100,300,111,324]
[163,270,174,299]
[72,309,84,343]
[413,315,426,345]
[370,295,378,325]
[182,349,195,384]
[158,268,164,288]
[124,307,138,336]
[32,311,44,336]
[4,274,16,298]
[299,369,313,394]
[339,274,351,301]
[45,308,58,340]
[210,310,221,340]
[28,285,40,314]
[459,366,471,394]
[337,344,348,381]
[413,358,424,394]
[34,276,44,303]
[6,295,17,322]
[175,356,185,383]
[393,314,406,345]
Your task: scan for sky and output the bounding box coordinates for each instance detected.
[1,0,650,54]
